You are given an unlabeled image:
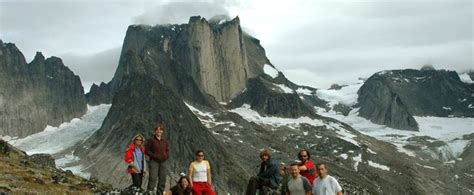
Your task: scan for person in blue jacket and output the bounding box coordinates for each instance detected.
[245,149,281,195]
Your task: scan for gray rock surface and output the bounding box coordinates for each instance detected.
[357,69,474,131]
[90,16,267,105]
[0,41,87,137]
[27,153,56,168]
[229,76,318,118]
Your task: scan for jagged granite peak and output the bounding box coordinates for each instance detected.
[103,15,266,105]
[357,73,419,131]
[87,16,273,107]
[0,41,28,70]
[357,69,474,131]
[0,41,87,137]
[32,51,45,63]
[85,81,114,106]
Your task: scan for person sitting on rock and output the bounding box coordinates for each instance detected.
[166,176,193,195]
[124,133,146,190]
[245,149,281,195]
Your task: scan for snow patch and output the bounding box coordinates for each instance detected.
[333,126,360,147]
[367,148,377,154]
[416,163,436,170]
[367,160,390,171]
[316,82,362,107]
[263,64,279,78]
[447,139,470,157]
[442,106,452,111]
[184,102,236,128]
[296,88,313,95]
[274,84,294,93]
[339,153,348,160]
[458,73,474,84]
[229,104,326,128]
[352,153,362,171]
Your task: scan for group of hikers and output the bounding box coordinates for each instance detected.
[125,123,343,195]
[246,149,343,195]
[125,123,213,195]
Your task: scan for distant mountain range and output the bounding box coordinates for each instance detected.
[0,16,473,194]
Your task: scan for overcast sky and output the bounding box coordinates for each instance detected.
[1,0,472,91]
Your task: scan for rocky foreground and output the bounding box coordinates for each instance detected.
[0,139,112,193]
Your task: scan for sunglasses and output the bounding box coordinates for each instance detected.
[135,139,143,141]
[299,155,308,157]
[197,154,204,157]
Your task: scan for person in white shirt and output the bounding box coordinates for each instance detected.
[312,163,343,195]
[188,150,215,195]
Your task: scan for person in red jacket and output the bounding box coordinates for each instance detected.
[298,149,318,185]
[124,133,146,189]
[146,123,169,194]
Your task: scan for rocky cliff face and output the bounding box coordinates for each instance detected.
[229,76,318,118]
[90,16,265,105]
[0,41,87,137]
[85,82,113,106]
[357,69,474,130]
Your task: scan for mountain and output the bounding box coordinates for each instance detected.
[0,40,87,138]
[86,16,271,106]
[75,16,472,194]
[0,139,112,193]
[85,81,113,106]
[357,69,474,131]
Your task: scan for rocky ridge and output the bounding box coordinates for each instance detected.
[0,41,87,138]
[357,69,474,131]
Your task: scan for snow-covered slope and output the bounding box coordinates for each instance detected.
[7,104,111,178]
[315,80,473,161]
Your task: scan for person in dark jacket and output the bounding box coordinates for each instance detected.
[124,133,146,189]
[146,123,169,194]
[166,176,193,195]
[246,149,281,195]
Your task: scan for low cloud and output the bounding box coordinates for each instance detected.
[1,0,471,90]
[133,2,230,25]
[60,47,121,91]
